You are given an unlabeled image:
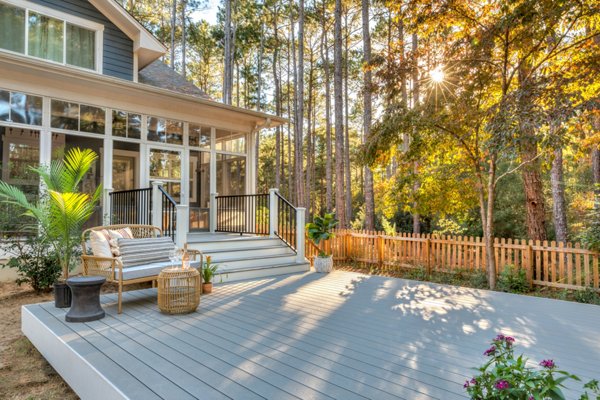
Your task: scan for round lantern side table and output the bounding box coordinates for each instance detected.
[157,267,201,314]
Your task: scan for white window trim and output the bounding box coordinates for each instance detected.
[0,0,104,73]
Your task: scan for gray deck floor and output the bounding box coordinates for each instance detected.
[23,271,600,399]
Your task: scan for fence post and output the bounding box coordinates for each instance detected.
[377,234,384,268]
[209,192,218,233]
[175,204,189,249]
[426,237,432,276]
[296,207,306,263]
[269,188,279,238]
[151,181,164,229]
[526,242,534,287]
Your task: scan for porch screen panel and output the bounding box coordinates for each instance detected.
[27,12,64,63]
[0,3,25,53]
[217,153,246,196]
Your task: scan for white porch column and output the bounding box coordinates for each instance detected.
[269,188,279,238]
[151,181,164,229]
[209,192,218,233]
[296,207,306,263]
[102,187,113,225]
[175,204,189,248]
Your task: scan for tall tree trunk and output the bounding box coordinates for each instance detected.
[305,48,314,212]
[518,64,547,241]
[287,17,294,199]
[593,113,600,209]
[477,160,497,289]
[181,0,186,77]
[321,0,333,212]
[343,10,352,225]
[362,0,375,230]
[223,0,232,104]
[333,0,346,226]
[411,33,421,234]
[295,0,305,208]
[551,146,568,243]
[170,0,177,69]
[272,12,282,189]
[255,17,264,189]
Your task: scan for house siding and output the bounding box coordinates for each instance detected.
[28,0,134,81]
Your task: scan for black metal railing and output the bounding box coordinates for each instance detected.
[275,192,297,251]
[159,186,177,240]
[109,188,152,225]
[215,194,270,235]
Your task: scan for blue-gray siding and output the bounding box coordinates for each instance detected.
[29,0,134,80]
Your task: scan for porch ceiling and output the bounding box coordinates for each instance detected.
[0,53,286,133]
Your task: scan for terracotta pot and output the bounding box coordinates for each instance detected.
[313,255,333,273]
[202,282,213,294]
[54,282,72,308]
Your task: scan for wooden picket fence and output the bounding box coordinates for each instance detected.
[306,229,600,291]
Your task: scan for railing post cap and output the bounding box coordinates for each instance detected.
[296,207,306,212]
[175,204,189,210]
[152,181,164,186]
[269,188,279,193]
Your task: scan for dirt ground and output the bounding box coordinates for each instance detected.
[0,282,77,400]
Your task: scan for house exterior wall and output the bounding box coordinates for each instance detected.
[17,0,134,80]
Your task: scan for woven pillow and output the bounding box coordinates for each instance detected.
[108,227,134,240]
[89,230,112,258]
[117,237,175,268]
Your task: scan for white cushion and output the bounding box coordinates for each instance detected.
[89,230,112,258]
[118,260,201,280]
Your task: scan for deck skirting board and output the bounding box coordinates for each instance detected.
[21,306,130,400]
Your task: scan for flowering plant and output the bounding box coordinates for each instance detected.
[465,335,599,399]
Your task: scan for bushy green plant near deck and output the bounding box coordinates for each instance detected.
[465,335,600,399]
[306,213,338,257]
[497,264,529,294]
[573,287,600,305]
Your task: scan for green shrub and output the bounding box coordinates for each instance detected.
[404,266,428,281]
[497,264,529,293]
[2,234,61,292]
[574,287,600,305]
[469,270,489,289]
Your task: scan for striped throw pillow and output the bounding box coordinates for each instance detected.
[117,237,175,268]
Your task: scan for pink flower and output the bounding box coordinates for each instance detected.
[540,359,556,369]
[484,346,496,356]
[495,334,505,341]
[464,380,470,388]
[495,380,510,390]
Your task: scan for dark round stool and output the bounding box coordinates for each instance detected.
[65,276,106,323]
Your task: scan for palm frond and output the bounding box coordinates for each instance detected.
[63,148,98,190]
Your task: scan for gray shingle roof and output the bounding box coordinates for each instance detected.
[138,60,211,100]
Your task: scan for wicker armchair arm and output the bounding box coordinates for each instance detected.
[81,255,120,282]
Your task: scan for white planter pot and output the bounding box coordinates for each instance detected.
[313,255,333,273]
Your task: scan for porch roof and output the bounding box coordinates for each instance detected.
[0,52,286,133]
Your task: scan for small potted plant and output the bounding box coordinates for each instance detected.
[201,256,219,294]
[306,213,338,273]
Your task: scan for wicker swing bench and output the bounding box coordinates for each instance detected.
[81,224,203,313]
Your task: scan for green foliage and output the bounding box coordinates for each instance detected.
[497,265,530,294]
[202,256,220,284]
[2,233,61,292]
[573,287,600,305]
[465,335,595,399]
[306,213,338,256]
[432,218,467,236]
[0,148,101,280]
[380,215,397,236]
[580,207,600,253]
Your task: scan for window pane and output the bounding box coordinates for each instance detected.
[112,110,127,137]
[147,117,166,142]
[0,90,9,121]
[166,120,183,144]
[128,113,141,139]
[216,129,246,153]
[51,99,79,130]
[0,3,25,53]
[189,124,211,148]
[80,105,105,134]
[149,149,181,180]
[28,12,64,63]
[9,92,43,125]
[66,23,95,69]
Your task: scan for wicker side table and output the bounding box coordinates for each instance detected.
[157,267,201,314]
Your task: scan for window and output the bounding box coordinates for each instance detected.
[217,154,246,195]
[0,2,98,71]
[0,89,42,125]
[216,129,246,153]
[149,149,181,180]
[148,116,183,145]
[51,99,105,133]
[189,124,211,148]
[0,3,25,53]
[112,111,141,139]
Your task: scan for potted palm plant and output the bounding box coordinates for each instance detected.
[0,148,101,307]
[306,213,338,273]
[201,256,219,294]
